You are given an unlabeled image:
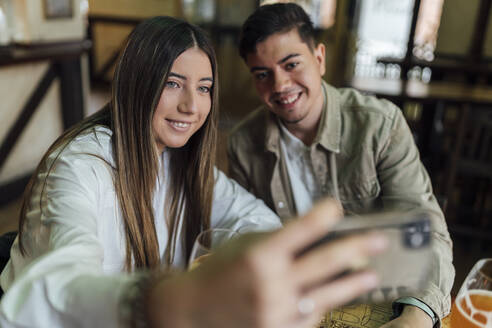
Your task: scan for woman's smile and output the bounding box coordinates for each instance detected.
[152,47,213,152]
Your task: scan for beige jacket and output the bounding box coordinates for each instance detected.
[227,81,454,320]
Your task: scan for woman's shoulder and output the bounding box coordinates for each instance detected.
[42,125,115,181]
[70,125,113,153]
[54,125,113,162]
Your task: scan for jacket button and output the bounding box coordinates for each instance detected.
[278,201,285,209]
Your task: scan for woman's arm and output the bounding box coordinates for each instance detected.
[210,168,282,232]
[145,199,388,328]
[0,141,134,328]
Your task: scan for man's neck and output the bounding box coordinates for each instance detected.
[282,119,320,146]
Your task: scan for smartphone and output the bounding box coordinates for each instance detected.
[297,210,433,304]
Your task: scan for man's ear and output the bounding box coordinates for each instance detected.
[314,43,326,76]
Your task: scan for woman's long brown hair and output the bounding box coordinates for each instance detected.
[18,16,218,270]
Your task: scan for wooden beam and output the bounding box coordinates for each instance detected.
[402,0,421,80]
[0,65,57,171]
[469,0,492,62]
[58,59,85,129]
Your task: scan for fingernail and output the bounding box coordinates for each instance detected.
[349,256,370,271]
[363,272,380,288]
[369,234,388,251]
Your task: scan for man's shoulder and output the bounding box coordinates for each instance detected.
[229,107,270,147]
[336,86,399,121]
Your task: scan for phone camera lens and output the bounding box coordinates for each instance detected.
[409,232,425,248]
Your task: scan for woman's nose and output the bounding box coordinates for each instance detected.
[178,88,197,114]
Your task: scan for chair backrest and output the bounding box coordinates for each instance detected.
[456,109,492,181]
[0,231,17,271]
[0,231,17,298]
[465,110,492,163]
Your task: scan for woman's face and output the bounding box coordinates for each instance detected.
[152,47,213,152]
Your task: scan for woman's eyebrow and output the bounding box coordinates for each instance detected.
[169,72,213,83]
[169,72,186,80]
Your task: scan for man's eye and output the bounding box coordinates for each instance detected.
[255,72,268,81]
[166,81,179,88]
[286,62,299,70]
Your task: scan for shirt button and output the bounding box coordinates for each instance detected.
[278,201,285,209]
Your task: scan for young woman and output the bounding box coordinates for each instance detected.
[0,16,386,328]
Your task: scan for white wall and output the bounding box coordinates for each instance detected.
[0,0,90,186]
[88,0,178,17]
[435,0,482,56]
[0,63,64,184]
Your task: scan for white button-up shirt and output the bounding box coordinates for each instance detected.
[0,126,281,328]
[278,121,323,216]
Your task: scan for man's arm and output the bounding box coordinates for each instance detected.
[376,106,454,322]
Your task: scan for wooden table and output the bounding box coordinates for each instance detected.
[317,304,451,327]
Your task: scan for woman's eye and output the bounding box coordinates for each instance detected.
[166,81,179,88]
[198,86,211,93]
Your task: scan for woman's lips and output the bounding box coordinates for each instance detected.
[166,119,192,131]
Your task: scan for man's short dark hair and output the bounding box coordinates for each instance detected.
[239,3,316,60]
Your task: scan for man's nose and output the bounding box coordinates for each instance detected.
[273,71,291,93]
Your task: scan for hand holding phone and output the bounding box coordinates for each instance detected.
[297,210,433,304]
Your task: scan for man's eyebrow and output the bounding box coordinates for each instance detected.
[168,72,213,83]
[278,53,300,64]
[250,66,268,73]
[250,53,301,72]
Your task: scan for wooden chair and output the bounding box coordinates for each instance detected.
[0,231,17,298]
[445,109,492,244]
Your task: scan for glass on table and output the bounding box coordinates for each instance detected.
[188,228,239,270]
[450,258,492,328]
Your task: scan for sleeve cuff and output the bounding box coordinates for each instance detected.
[392,297,439,327]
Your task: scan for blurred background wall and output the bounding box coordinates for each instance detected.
[1,0,491,204]
[0,0,491,293]
[436,0,492,57]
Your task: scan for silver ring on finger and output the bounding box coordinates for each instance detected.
[297,297,315,316]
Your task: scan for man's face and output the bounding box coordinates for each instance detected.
[245,29,325,126]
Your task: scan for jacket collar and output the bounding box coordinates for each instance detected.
[264,80,341,154]
[317,81,341,153]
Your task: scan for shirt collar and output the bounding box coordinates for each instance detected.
[278,119,309,157]
[265,111,280,153]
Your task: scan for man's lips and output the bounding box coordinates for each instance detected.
[273,92,302,106]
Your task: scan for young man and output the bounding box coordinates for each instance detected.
[227,3,454,327]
